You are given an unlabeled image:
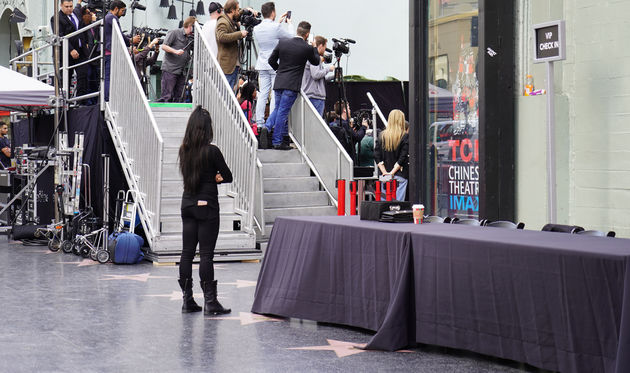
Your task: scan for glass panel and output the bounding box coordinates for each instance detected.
[426,0,480,219]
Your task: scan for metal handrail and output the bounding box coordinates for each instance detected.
[289,91,354,212]
[367,92,388,126]
[105,20,163,247]
[9,20,104,90]
[192,22,257,233]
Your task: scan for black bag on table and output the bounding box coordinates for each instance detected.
[379,210,414,223]
[360,201,412,221]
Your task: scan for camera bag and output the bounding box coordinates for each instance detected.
[360,201,412,221]
[379,210,414,223]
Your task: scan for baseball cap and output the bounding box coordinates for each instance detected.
[208,2,223,14]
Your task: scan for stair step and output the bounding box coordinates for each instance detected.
[264,206,337,223]
[153,231,256,252]
[162,162,181,181]
[263,177,320,193]
[262,162,310,178]
[160,214,241,234]
[160,196,235,214]
[258,149,301,163]
[264,191,329,208]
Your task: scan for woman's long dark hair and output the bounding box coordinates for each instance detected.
[179,106,214,194]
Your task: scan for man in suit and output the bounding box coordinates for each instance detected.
[262,21,319,150]
[50,0,86,99]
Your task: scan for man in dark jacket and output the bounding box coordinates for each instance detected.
[50,0,86,98]
[261,21,320,150]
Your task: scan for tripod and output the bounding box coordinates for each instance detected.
[178,39,195,102]
[239,28,259,83]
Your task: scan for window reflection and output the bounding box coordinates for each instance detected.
[427,0,480,219]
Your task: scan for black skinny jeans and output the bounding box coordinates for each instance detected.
[179,205,220,282]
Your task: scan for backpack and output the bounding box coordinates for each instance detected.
[108,232,145,264]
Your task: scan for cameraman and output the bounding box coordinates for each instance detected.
[330,100,367,163]
[104,0,141,101]
[301,36,334,117]
[133,37,160,95]
[216,0,248,91]
[261,21,319,150]
[157,16,196,103]
[253,2,293,130]
[201,2,223,57]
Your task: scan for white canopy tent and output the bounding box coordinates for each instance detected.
[0,66,54,112]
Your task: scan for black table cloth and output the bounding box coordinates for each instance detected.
[251,216,630,373]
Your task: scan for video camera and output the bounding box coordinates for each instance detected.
[135,27,167,50]
[239,9,262,34]
[87,0,111,19]
[332,38,355,58]
[323,48,333,64]
[352,108,373,130]
[130,0,146,11]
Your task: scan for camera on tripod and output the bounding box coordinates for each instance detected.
[239,9,262,38]
[323,48,333,64]
[130,0,146,11]
[87,0,111,18]
[332,38,355,57]
[135,27,167,50]
[352,109,373,129]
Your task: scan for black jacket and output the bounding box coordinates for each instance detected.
[268,37,320,92]
[374,133,410,179]
[181,144,233,219]
[50,10,84,60]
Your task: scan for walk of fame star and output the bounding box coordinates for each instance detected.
[144,291,226,301]
[56,259,101,267]
[222,280,257,288]
[208,312,283,325]
[100,273,173,282]
[288,339,368,358]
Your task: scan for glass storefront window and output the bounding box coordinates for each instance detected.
[427,0,480,219]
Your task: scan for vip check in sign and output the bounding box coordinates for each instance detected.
[533,21,566,63]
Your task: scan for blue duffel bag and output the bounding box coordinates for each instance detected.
[108,232,145,264]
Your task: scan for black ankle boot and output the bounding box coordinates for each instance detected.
[200,280,231,315]
[178,278,202,313]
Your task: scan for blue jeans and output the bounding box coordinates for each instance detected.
[309,98,325,117]
[380,175,408,201]
[265,89,298,146]
[224,66,240,92]
[256,69,276,125]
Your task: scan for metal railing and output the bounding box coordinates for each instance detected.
[9,20,104,106]
[105,21,163,246]
[192,22,257,233]
[367,92,388,126]
[289,92,354,212]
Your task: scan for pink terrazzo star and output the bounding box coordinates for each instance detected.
[222,280,257,288]
[144,291,226,301]
[288,339,368,358]
[208,312,283,325]
[99,273,173,282]
[56,259,100,267]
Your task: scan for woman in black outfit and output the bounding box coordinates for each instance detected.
[177,106,232,315]
[374,109,410,201]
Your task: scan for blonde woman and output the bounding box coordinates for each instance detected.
[374,109,410,201]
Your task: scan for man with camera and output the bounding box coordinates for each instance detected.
[261,21,320,150]
[133,37,160,95]
[302,36,334,117]
[201,2,223,57]
[157,16,196,103]
[216,0,248,91]
[253,2,293,131]
[329,100,367,163]
[104,0,141,101]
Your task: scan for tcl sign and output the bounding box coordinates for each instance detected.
[533,21,566,63]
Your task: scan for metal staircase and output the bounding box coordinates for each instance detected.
[106,22,258,262]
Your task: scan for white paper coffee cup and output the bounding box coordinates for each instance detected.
[412,204,425,224]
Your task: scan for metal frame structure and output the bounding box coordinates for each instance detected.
[104,20,163,248]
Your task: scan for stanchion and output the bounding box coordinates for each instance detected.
[386,181,393,201]
[375,181,381,201]
[349,181,357,216]
[336,179,346,216]
[392,179,397,201]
